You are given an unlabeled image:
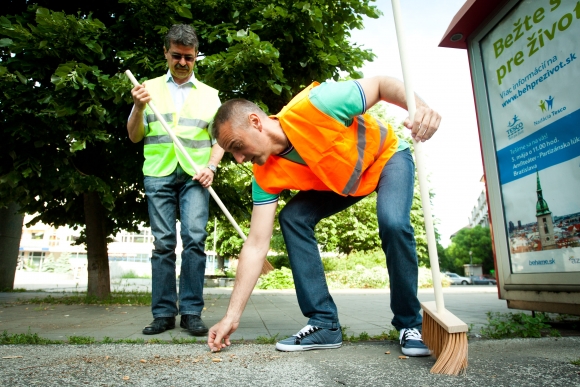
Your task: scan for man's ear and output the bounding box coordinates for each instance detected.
[248,113,262,132]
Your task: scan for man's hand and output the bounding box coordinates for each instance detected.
[207,317,239,352]
[127,83,151,143]
[356,76,441,143]
[130,84,151,111]
[404,105,441,143]
[193,167,215,188]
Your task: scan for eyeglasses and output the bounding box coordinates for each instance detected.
[170,52,195,62]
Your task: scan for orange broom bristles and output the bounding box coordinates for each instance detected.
[422,311,468,375]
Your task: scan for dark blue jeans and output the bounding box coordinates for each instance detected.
[279,148,422,330]
[144,164,209,318]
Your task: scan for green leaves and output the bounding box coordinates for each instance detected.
[176,5,193,19]
[0,4,146,241]
[194,0,378,109]
[480,312,553,339]
[257,267,295,289]
[1,0,384,275]
[14,70,27,84]
[70,140,86,152]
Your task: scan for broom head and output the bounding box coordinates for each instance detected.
[421,301,469,375]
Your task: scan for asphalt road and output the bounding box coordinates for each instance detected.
[1,338,579,386]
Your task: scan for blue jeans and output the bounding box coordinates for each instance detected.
[144,164,209,318]
[279,148,422,330]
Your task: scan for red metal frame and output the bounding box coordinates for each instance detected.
[439,0,509,49]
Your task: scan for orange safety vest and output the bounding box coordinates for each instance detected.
[253,82,399,197]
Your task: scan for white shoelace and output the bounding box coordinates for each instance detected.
[400,328,422,344]
[294,325,320,339]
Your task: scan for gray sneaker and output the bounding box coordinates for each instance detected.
[276,325,342,352]
[399,328,430,356]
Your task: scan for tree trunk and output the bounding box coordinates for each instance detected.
[0,202,24,290]
[84,191,110,298]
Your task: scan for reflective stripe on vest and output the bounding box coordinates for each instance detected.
[146,114,210,129]
[144,135,212,149]
[142,76,219,177]
[253,82,399,197]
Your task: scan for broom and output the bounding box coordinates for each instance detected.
[390,0,468,375]
[125,70,274,274]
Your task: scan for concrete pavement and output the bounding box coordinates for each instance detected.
[3,273,510,341]
[0,287,509,341]
[1,274,579,386]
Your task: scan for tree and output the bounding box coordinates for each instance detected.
[1,6,139,298]
[445,226,494,274]
[1,0,380,297]
[437,242,456,273]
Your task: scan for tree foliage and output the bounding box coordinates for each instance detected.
[1,0,380,296]
[445,226,494,274]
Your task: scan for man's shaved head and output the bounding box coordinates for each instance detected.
[211,99,266,140]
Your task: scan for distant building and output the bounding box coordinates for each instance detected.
[468,175,489,228]
[18,215,223,278]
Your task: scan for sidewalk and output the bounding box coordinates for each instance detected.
[2,274,580,386]
[5,272,512,340]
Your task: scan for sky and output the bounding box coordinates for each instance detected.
[349,0,485,246]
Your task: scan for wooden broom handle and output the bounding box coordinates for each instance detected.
[390,0,445,313]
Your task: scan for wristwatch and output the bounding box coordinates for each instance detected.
[207,164,217,173]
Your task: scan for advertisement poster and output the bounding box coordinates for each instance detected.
[481,0,580,273]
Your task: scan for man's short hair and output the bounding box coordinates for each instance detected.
[211,99,264,140]
[164,24,199,51]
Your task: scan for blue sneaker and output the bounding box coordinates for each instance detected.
[399,328,430,356]
[275,325,342,352]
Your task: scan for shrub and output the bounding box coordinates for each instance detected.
[480,312,552,339]
[225,266,236,278]
[267,254,291,270]
[323,249,385,272]
[326,265,389,289]
[258,251,450,290]
[257,267,295,289]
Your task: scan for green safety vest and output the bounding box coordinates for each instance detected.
[142,75,220,177]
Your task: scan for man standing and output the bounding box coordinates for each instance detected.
[207,77,440,355]
[127,24,223,336]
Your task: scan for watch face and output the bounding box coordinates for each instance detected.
[208,164,217,172]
